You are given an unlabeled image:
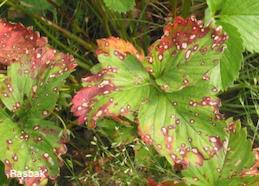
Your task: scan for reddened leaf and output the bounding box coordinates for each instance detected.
[71,16,229,168]
[0,20,76,185]
[138,81,226,168]
[143,16,227,92]
[0,19,47,65]
[71,46,150,126]
[0,44,76,119]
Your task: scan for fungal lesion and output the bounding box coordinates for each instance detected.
[242,148,259,176]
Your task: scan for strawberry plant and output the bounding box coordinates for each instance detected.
[71,16,259,185]
[0,0,258,185]
[0,20,76,185]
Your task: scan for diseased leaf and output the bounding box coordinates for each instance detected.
[143,16,227,92]
[0,109,67,186]
[182,119,259,186]
[0,40,76,119]
[0,19,47,65]
[71,44,150,125]
[103,0,135,13]
[71,17,228,167]
[210,22,243,89]
[206,0,259,89]
[138,81,226,168]
[242,148,259,176]
[0,20,76,185]
[207,0,259,53]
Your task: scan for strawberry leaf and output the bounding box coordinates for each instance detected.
[182,119,259,185]
[71,46,150,126]
[0,47,76,119]
[209,22,243,89]
[0,20,76,185]
[144,17,227,92]
[138,81,226,167]
[207,0,259,53]
[72,17,229,167]
[0,109,67,185]
[243,148,259,176]
[0,19,47,65]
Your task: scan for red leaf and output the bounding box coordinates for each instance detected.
[0,19,47,65]
[149,16,227,56]
[71,84,115,125]
[30,47,76,75]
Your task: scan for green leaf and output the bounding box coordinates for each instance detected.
[210,22,243,89]
[0,109,66,185]
[207,0,259,53]
[182,119,259,186]
[72,17,229,167]
[138,81,226,167]
[103,0,135,13]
